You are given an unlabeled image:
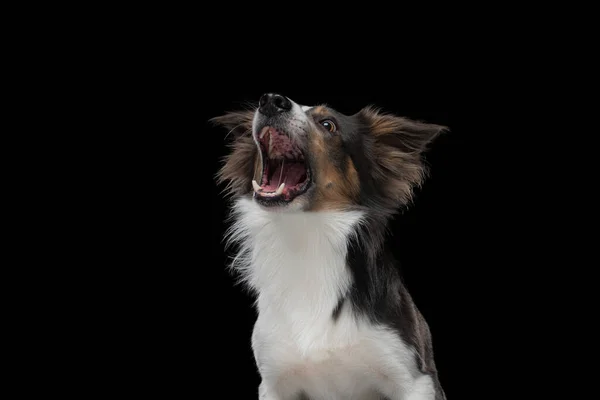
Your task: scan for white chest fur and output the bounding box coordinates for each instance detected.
[227,199,434,400]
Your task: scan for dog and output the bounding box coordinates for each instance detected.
[212,93,448,400]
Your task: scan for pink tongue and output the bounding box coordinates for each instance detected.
[264,162,306,191]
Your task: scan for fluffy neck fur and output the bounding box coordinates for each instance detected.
[225,198,364,322]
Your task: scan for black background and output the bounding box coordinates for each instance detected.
[35,10,568,398]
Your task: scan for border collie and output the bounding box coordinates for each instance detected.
[212,93,448,400]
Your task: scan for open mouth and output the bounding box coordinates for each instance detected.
[252,126,311,204]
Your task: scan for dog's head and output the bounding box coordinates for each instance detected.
[212,93,447,214]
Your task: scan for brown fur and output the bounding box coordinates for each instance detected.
[310,105,327,116]
[308,132,360,211]
[210,110,258,198]
[358,106,447,211]
[361,106,446,153]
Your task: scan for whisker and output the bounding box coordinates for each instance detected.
[225,126,251,141]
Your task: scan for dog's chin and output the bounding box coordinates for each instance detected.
[251,126,312,211]
[253,186,313,211]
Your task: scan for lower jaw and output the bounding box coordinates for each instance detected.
[253,183,311,207]
[254,196,288,208]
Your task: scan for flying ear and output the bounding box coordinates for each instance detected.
[209,110,255,139]
[357,107,448,208]
[359,106,447,154]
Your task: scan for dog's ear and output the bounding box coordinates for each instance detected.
[359,106,447,154]
[209,110,255,139]
[358,106,448,207]
[211,110,259,198]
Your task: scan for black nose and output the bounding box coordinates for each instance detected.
[258,93,292,117]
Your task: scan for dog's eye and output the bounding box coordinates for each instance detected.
[320,119,337,133]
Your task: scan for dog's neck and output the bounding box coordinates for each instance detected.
[227,198,364,320]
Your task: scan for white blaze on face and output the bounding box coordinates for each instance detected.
[287,101,314,134]
[253,99,315,146]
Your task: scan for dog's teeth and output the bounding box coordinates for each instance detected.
[269,134,273,155]
[276,183,285,196]
[252,180,261,193]
[259,127,268,139]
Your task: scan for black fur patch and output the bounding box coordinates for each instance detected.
[331,296,345,321]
